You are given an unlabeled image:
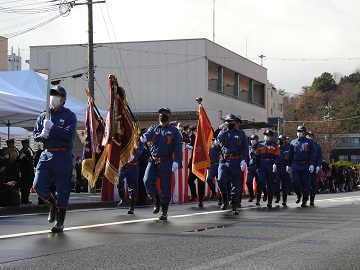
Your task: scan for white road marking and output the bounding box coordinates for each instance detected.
[1,195,360,240]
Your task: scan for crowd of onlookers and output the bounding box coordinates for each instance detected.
[319,162,359,193]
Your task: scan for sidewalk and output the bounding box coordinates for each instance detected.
[0,192,119,216]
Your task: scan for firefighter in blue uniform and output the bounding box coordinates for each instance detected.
[246,134,259,203]
[273,134,291,206]
[33,85,77,232]
[255,130,280,208]
[117,138,144,214]
[206,138,221,200]
[215,114,248,215]
[287,125,316,207]
[141,108,183,220]
[306,131,323,206]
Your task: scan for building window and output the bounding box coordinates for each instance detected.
[352,138,360,144]
[278,103,283,112]
[351,155,360,164]
[338,155,348,161]
[270,108,273,115]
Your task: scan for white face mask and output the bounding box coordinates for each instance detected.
[50,95,61,109]
[264,135,271,142]
[251,139,257,145]
[297,132,304,138]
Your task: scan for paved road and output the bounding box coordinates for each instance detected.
[1,192,360,270]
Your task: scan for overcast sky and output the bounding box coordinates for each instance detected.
[2,0,360,95]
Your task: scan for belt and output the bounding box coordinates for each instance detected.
[224,155,241,159]
[294,160,310,164]
[152,156,169,165]
[127,161,138,165]
[211,162,219,165]
[261,158,273,161]
[45,147,71,152]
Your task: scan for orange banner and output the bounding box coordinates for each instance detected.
[192,104,213,181]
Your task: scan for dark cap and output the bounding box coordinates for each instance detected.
[158,107,171,115]
[263,129,274,136]
[183,123,190,129]
[307,131,315,137]
[5,138,15,144]
[236,117,242,124]
[21,138,30,143]
[224,114,236,121]
[190,124,197,130]
[50,85,67,97]
[169,120,177,126]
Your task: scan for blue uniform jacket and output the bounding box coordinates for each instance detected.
[255,141,280,168]
[313,141,323,168]
[274,143,290,168]
[248,144,258,170]
[143,123,183,168]
[33,106,77,149]
[288,137,316,170]
[217,128,249,161]
[209,145,221,164]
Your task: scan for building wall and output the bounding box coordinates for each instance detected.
[0,36,8,71]
[30,38,267,135]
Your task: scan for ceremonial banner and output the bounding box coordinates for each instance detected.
[192,104,213,181]
[102,74,139,185]
[82,96,106,188]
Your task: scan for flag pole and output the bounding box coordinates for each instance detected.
[45,52,51,120]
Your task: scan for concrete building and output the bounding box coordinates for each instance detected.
[266,82,284,136]
[30,38,269,136]
[0,36,8,71]
[330,134,360,164]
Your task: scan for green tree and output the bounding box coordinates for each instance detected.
[311,72,337,92]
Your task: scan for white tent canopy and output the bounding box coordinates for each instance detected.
[0,70,106,128]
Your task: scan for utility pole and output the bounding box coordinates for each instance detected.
[258,54,265,66]
[72,0,105,98]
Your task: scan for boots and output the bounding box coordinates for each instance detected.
[256,194,261,206]
[301,195,309,207]
[51,208,66,232]
[159,202,169,220]
[295,192,302,204]
[118,189,126,206]
[231,198,239,215]
[198,195,204,207]
[275,192,281,203]
[218,195,222,206]
[152,194,161,214]
[220,193,228,210]
[238,194,242,208]
[310,194,315,206]
[267,193,273,208]
[282,194,287,206]
[44,194,57,223]
[127,199,136,214]
[248,190,255,202]
[263,190,268,201]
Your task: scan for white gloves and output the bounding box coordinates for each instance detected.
[3,154,10,159]
[128,155,134,162]
[172,162,178,172]
[185,145,193,150]
[41,128,50,139]
[219,123,227,130]
[240,160,246,171]
[44,119,54,130]
[309,165,314,173]
[140,135,147,143]
[316,166,320,174]
[213,140,220,146]
[272,164,277,173]
[20,153,26,159]
[286,166,292,174]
